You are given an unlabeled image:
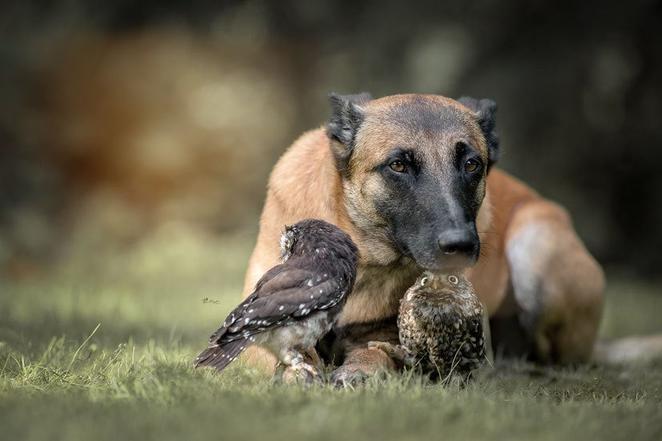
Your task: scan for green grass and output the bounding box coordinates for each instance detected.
[1,226,662,441]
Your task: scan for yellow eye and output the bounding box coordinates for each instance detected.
[448,275,459,285]
[389,160,407,173]
[464,158,481,173]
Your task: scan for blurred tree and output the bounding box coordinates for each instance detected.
[0,0,660,277]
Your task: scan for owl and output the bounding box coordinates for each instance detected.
[370,272,486,379]
[195,219,358,382]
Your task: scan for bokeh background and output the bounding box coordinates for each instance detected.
[3,4,662,440]
[1,0,661,281]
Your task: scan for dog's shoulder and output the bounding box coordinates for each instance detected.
[269,127,329,188]
[264,126,346,228]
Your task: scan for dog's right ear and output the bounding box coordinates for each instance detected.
[457,97,499,171]
[326,92,372,173]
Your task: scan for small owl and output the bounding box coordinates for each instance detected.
[370,272,486,379]
[195,219,358,381]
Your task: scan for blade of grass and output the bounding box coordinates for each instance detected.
[68,323,101,371]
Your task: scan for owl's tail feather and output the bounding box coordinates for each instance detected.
[194,338,250,372]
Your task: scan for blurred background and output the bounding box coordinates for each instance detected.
[2,5,662,438]
[1,0,661,282]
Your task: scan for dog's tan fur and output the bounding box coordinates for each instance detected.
[241,94,605,377]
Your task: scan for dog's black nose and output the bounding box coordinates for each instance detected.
[437,229,478,257]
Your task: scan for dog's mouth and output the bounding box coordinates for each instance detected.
[408,247,479,272]
[388,226,479,271]
[420,257,477,272]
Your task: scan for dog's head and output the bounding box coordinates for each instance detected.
[327,93,498,271]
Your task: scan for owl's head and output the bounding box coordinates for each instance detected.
[279,219,359,264]
[406,271,472,301]
[279,224,300,261]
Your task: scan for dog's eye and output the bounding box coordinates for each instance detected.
[464,158,481,174]
[389,160,407,173]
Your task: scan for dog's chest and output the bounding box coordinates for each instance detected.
[335,260,420,326]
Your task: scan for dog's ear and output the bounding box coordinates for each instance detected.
[458,97,499,171]
[326,92,372,173]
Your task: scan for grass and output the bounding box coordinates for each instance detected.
[1,224,662,441]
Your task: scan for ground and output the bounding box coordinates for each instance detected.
[1,224,661,441]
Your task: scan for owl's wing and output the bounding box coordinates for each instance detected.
[467,313,486,355]
[203,263,295,343]
[208,265,346,345]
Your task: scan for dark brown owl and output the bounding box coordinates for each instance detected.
[195,219,359,381]
[371,271,486,379]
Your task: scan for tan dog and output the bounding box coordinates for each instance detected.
[241,93,605,385]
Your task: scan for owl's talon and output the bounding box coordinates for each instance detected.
[281,362,321,385]
[299,361,321,378]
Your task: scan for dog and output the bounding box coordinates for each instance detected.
[240,93,606,385]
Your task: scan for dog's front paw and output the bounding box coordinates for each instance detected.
[368,341,412,367]
[331,346,397,387]
[330,364,370,388]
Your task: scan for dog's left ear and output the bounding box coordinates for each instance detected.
[458,97,499,171]
[327,92,372,173]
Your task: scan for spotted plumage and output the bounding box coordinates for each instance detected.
[371,272,486,379]
[195,219,359,380]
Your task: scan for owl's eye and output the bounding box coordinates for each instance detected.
[420,276,429,286]
[448,275,459,285]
